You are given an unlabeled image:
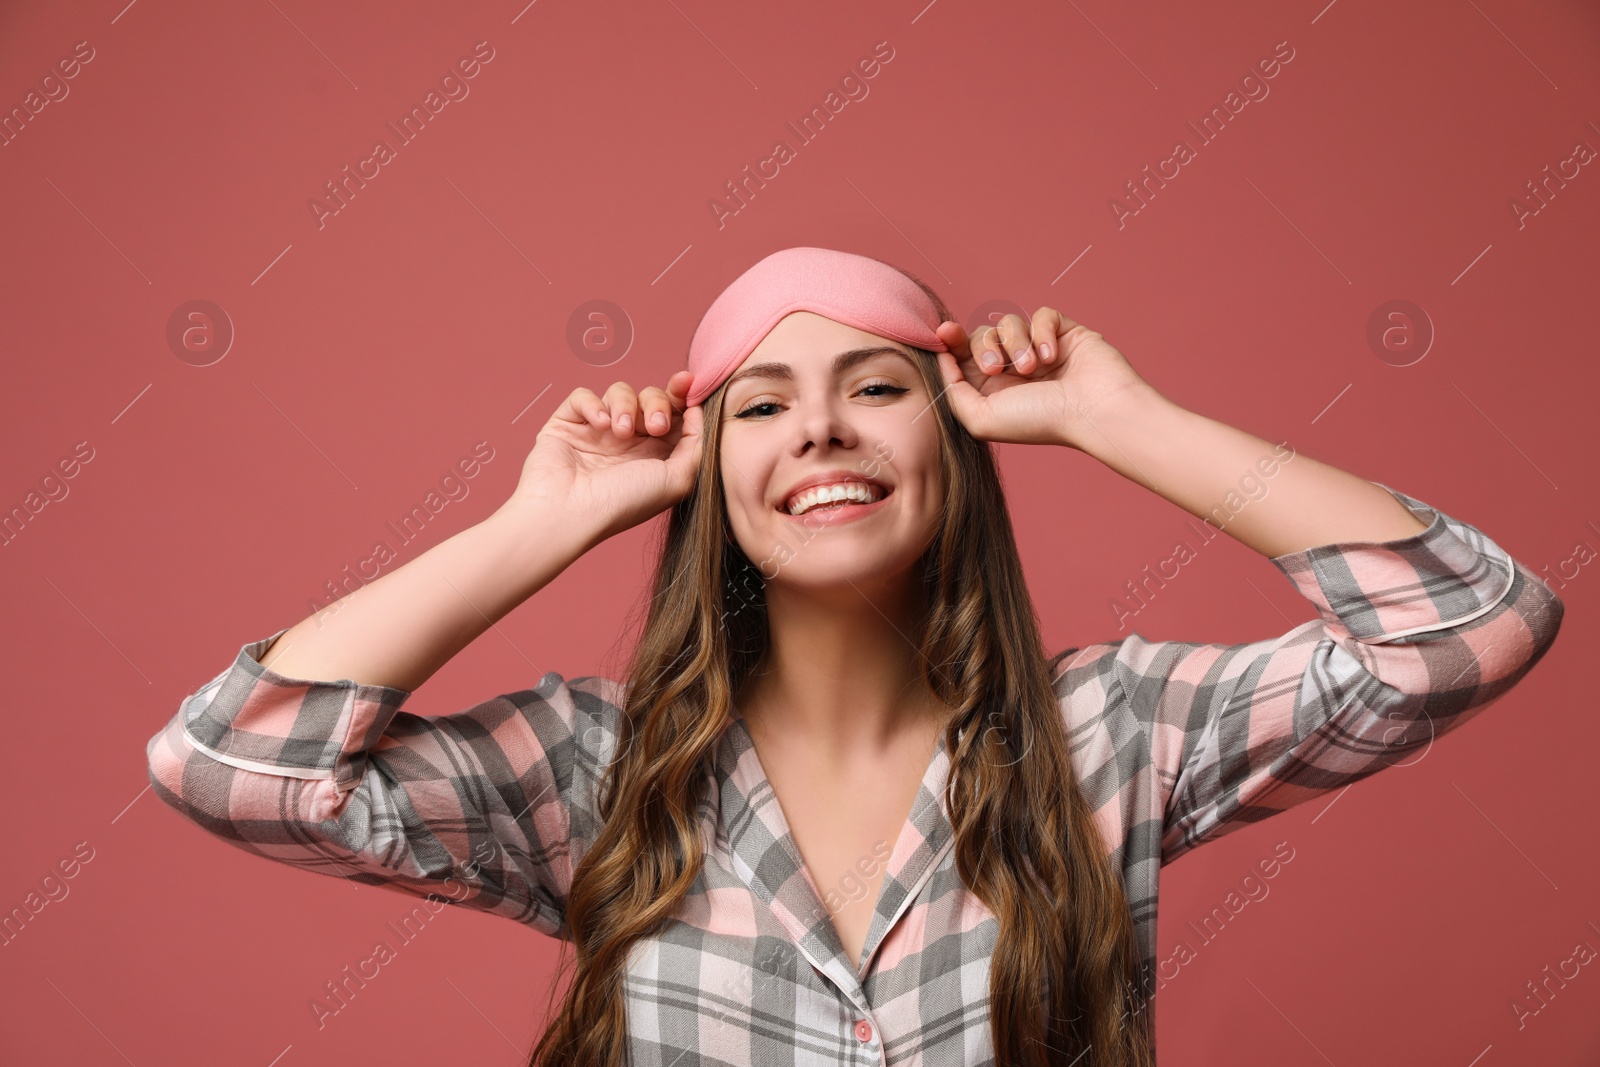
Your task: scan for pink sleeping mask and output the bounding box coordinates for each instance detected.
[685,246,950,407]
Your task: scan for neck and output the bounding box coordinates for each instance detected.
[737,567,946,758]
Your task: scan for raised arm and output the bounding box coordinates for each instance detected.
[934,310,1565,866]
[1064,381,1433,557]
[936,307,1445,553]
[146,373,705,934]
[1052,481,1562,866]
[259,372,705,691]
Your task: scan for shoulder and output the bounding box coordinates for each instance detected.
[1046,638,1140,713]
[1043,640,1160,853]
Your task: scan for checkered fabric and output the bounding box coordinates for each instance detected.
[146,483,1564,1064]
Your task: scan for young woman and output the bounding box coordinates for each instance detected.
[147,246,1564,1067]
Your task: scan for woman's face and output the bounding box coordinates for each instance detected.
[717,311,945,597]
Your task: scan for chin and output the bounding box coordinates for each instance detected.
[764,540,924,591]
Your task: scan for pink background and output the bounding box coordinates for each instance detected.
[2,0,1596,1063]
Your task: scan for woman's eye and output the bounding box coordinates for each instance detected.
[733,383,908,419]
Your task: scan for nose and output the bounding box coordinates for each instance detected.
[790,389,859,456]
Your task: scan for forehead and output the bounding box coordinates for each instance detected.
[737,310,908,370]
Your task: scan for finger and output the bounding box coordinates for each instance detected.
[638,385,673,435]
[970,324,1006,375]
[1032,307,1066,365]
[681,402,704,437]
[936,346,983,392]
[994,313,1037,374]
[664,369,694,411]
[601,380,640,437]
[664,405,706,495]
[934,352,990,435]
[559,387,609,428]
[936,320,972,363]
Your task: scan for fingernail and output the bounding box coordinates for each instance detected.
[649,412,667,431]
[618,413,632,431]
[1017,346,1032,366]
[981,349,1000,368]
[1039,342,1052,362]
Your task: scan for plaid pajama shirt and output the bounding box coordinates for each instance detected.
[146,483,1565,1064]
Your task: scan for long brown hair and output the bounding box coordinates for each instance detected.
[528,266,1155,1066]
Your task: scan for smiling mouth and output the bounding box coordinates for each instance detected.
[779,482,892,516]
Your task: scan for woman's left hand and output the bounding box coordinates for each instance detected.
[933,309,1157,449]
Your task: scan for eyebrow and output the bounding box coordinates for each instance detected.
[723,345,915,391]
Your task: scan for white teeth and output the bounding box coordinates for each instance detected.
[785,481,884,515]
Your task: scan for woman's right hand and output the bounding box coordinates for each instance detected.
[508,369,704,544]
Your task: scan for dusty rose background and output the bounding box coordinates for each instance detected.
[2,0,1595,1063]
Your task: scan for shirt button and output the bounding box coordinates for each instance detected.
[854,1019,875,1043]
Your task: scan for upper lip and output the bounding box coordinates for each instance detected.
[778,469,892,512]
